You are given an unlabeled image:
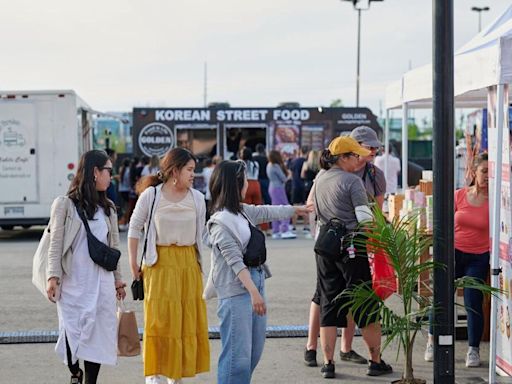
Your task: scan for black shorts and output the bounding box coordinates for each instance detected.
[314,235,378,328]
[292,183,306,204]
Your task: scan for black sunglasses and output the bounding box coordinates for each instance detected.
[100,166,113,176]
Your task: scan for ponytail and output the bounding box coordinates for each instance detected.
[320,149,338,170]
[136,174,161,195]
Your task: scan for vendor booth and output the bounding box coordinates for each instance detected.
[384,5,512,379]
[131,106,382,160]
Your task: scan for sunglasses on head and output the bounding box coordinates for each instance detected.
[235,160,246,176]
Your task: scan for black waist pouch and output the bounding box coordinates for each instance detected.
[76,204,121,272]
[314,218,347,259]
[243,215,267,267]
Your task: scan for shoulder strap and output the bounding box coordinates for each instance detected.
[140,186,157,271]
[313,181,323,225]
[240,208,256,228]
[75,203,93,234]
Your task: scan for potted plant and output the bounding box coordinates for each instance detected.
[339,207,499,384]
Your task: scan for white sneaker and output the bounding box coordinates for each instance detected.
[281,231,297,239]
[272,233,281,239]
[466,348,480,367]
[146,375,167,384]
[424,343,434,362]
[303,229,313,239]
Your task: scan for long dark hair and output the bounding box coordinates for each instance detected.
[268,150,287,174]
[136,147,197,194]
[209,161,246,214]
[67,150,114,219]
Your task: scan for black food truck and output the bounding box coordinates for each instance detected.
[132,106,382,162]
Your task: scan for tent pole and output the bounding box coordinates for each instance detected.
[401,103,408,189]
[384,109,390,185]
[489,83,505,384]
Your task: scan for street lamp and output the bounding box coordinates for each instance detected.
[471,6,490,32]
[341,0,383,107]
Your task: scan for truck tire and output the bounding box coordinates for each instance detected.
[21,225,32,229]
[1,225,14,231]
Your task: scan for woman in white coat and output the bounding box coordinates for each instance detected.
[46,149,127,384]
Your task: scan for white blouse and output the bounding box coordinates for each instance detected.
[154,191,197,246]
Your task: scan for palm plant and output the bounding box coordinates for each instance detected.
[338,207,499,384]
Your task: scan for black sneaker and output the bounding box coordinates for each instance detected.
[339,349,368,364]
[321,361,335,379]
[304,348,318,367]
[367,359,393,376]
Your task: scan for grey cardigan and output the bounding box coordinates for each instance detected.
[47,196,122,282]
[266,163,288,188]
[203,203,295,300]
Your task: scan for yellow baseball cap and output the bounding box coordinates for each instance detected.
[328,136,371,157]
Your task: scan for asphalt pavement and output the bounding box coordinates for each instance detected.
[0,227,508,383]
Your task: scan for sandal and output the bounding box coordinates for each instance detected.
[70,368,83,384]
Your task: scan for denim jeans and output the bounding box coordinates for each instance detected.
[429,249,490,347]
[217,267,267,384]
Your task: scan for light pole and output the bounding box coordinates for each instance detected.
[341,0,383,107]
[471,6,489,32]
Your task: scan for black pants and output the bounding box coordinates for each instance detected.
[66,335,101,384]
[314,234,379,328]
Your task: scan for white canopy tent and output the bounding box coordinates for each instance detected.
[385,5,512,187]
[384,5,512,381]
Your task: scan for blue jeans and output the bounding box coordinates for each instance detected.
[429,249,489,347]
[217,268,267,384]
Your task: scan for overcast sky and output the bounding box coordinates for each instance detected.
[0,0,509,117]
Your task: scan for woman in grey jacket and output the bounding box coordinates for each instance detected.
[205,160,310,384]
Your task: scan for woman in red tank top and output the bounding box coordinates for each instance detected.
[425,153,489,368]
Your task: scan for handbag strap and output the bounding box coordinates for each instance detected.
[75,203,94,235]
[140,186,157,271]
[312,173,345,229]
[312,181,323,225]
[240,209,256,229]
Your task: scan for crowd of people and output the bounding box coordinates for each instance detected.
[40,124,488,383]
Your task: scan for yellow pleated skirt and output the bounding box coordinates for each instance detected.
[142,245,210,379]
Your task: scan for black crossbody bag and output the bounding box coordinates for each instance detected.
[75,204,121,272]
[131,187,157,300]
[241,211,267,267]
[312,184,347,259]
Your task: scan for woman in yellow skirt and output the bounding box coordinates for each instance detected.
[128,148,210,384]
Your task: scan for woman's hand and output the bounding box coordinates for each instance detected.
[294,204,314,216]
[115,280,127,300]
[250,291,267,316]
[46,277,60,303]
[131,262,142,281]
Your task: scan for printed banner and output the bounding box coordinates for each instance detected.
[488,85,512,377]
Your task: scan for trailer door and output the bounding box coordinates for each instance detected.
[0,101,38,203]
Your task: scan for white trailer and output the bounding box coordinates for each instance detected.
[0,90,93,230]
